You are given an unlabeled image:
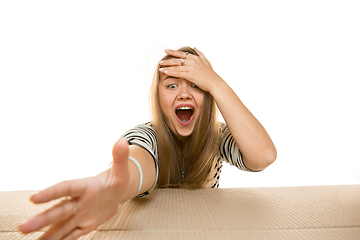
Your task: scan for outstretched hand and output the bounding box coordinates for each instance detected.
[159,48,224,93]
[19,138,131,240]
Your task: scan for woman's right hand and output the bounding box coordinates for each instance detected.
[19,138,131,240]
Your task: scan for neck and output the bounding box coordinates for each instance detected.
[174,134,191,150]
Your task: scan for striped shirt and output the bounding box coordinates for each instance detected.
[122,122,254,197]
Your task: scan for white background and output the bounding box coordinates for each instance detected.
[1,0,359,191]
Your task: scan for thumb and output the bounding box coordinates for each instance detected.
[111,138,130,179]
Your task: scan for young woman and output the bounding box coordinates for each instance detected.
[19,47,277,240]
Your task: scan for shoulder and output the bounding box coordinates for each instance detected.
[131,122,154,131]
[217,121,228,135]
[218,122,237,148]
[122,122,156,138]
[218,121,226,130]
[121,122,158,158]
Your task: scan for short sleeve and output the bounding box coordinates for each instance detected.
[219,123,258,172]
[121,122,159,197]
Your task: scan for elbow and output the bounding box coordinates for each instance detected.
[245,146,277,172]
[267,145,277,166]
[262,145,277,168]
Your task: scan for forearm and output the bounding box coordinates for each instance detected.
[210,78,277,171]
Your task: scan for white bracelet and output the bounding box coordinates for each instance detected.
[129,156,143,198]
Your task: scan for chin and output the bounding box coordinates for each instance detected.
[177,131,192,137]
[173,126,194,138]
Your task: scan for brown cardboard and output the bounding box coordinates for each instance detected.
[1,185,359,239]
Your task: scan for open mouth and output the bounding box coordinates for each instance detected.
[175,106,194,123]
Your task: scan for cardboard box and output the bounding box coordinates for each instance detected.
[1,185,359,239]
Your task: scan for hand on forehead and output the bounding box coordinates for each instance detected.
[160,49,191,67]
[165,49,192,58]
[158,47,215,93]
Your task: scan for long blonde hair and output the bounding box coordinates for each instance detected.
[150,46,221,189]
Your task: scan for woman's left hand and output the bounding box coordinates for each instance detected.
[159,48,223,93]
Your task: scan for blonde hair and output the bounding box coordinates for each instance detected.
[150,46,221,189]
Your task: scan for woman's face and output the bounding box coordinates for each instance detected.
[158,71,204,137]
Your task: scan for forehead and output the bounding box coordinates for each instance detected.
[160,73,183,83]
[159,72,168,81]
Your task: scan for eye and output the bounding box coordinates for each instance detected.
[167,84,178,89]
[191,84,199,89]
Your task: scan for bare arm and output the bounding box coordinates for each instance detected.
[19,138,156,240]
[160,48,277,171]
[124,145,156,199]
[209,79,277,171]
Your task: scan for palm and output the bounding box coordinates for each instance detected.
[19,138,131,240]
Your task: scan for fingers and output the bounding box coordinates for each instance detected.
[111,138,130,180]
[161,48,200,69]
[160,57,191,67]
[31,179,87,204]
[63,228,92,240]
[112,138,129,164]
[39,218,76,240]
[194,47,207,59]
[165,47,206,60]
[161,48,206,68]
[159,66,189,80]
[38,217,77,240]
[19,197,76,234]
[159,58,178,66]
[165,49,189,59]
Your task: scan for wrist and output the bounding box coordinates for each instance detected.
[208,76,229,98]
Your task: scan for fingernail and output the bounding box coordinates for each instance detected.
[165,49,170,53]
[159,68,164,72]
[159,60,164,64]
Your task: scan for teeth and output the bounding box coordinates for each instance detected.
[177,106,193,110]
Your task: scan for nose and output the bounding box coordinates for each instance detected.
[177,83,193,100]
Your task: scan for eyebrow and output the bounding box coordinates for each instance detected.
[163,76,179,81]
